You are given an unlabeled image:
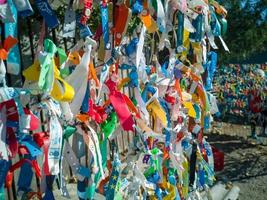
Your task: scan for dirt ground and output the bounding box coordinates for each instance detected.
[209,122,267,200]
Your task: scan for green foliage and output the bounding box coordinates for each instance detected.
[217,0,267,64]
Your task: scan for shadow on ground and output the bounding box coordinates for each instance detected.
[208,133,267,182]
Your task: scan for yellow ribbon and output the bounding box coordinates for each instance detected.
[23,60,75,102]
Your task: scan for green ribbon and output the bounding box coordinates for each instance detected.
[100,112,118,140]
[150,148,161,173]
[57,47,67,66]
[38,39,57,92]
[38,39,68,92]
[86,139,108,199]
[63,126,77,140]
[144,166,156,178]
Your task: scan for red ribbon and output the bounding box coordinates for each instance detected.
[80,0,93,25]
[105,77,134,132]
[88,99,108,123]
[110,90,134,131]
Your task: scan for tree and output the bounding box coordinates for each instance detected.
[217,0,267,64]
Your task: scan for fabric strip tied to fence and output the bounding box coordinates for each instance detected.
[0,0,229,199]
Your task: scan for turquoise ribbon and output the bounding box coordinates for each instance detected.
[100,4,110,50]
[176,11,184,48]
[5,0,21,75]
[0,185,4,200]
[106,154,121,200]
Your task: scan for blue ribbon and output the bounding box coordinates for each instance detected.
[125,38,139,57]
[176,11,184,48]
[161,60,170,78]
[0,160,10,188]
[78,166,91,178]
[81,81,90,113]
[141,84,156,103]
[77,180,87,200]
[159,98,171,128]
[100,4,110,50]
[205,51,217,90]
[147,172,162,200]
[5,0,21,75]
[193,104,201,120]
[132,0,143,14]
[17,154,34,193]
[6,120,19,128]
[18,135,42,157]
[168,175,181,200]
[42,175,55,200]
[34,0,59,28]
[189,14,203,42]
[77,14,93,38]
[210,9,221,37]
[204,115,210,130]
[164,129,171,148]
[128,67,138,87]
[13,0,34,17]
[198,167,205,187]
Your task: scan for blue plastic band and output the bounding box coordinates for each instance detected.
[193,104,201,120]
[77,180,87,200]
[198,168,205,187]
[159,98,171,127]
[42,175,55,200]
[34,0,59,28]
[6,120,19,128]
[189,14,203,42]
[141,84,156,103]
[119,64,133,70]
[77,14,93,38]
[129,68,138,87]
[5,0,21,75]
[210,10,221,37]
[19,135,42,157]
[13,0,34,17]
[17,154,34,193]
[0,160,10,188]
[78,166,91,178]
[125,38,138,57]
[205,51,217,90]
[132,0,143,14]
[204,115,210,130]
[100,4,110,49]
[81,81,90,113]
[161,60,170,77]
[176,11,184,47]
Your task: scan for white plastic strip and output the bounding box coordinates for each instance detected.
[87,125,105,180]
[136,25,146,68]
[48,114,63,175]
[65,44,92,116]
[63,141,85,181]
[134,87,149,123]
[219,36,230,52]
[184,15,196,33]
